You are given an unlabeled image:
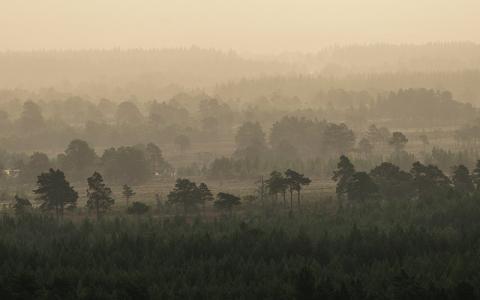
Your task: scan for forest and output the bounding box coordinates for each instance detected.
[1,19,480,298]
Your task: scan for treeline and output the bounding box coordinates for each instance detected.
[4,168,480,298]
[5,139,170,185]
[0,87,476,152]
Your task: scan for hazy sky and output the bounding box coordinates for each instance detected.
[1,0,478,53]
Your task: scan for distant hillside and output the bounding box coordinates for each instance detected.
[271,42,480,75]
[1,43,480,101]
[0,48,296,98]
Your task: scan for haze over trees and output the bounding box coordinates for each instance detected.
[2,31,480,299]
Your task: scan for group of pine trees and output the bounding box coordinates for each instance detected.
[332,154,480,203]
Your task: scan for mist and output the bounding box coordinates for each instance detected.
[2,1,480,299]
[2,0,479,53]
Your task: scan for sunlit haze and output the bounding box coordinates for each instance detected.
[1,0,479,53]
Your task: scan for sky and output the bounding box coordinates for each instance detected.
[1,0,479,53]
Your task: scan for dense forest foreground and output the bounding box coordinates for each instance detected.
[2,191,480,299]
[2,153,480,299]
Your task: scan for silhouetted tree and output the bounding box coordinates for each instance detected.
[122,184,135,208]
[370,162,414,200]
[346,172,378,202]
[62,139,96,179]
[86,172,114,220]
[411,162,451,201]
[332,155,355,200]
[34,169,78,220]
[198,182,214,214]
[265,171,288,206]
[13,195,31,215]
[214,192,241,216]
[452,165,474,195]
[127,202,149,215]
[101,146,150,184]
[285,169,311,209]
[167,178,202,215]
[389,132,408,152]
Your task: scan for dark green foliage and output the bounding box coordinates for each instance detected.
[167,178,202,214]
[3,191,480,299]
[127,202,149,215]
[33,169,78,220]
[86,172,114,220]
[198,182,214,211]
[214,192,241,215]
[332,155,355,199]
[285,169,311,209]
[122,184,135,207]
[13,195,31,214]
[389,131,408,152]
[410,161,451,201]
[101,146,150,184]
[370,162,414,200]
[452,165,474,195]
[471,160,480,190]
[345,172,378,202]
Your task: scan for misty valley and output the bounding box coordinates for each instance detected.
[1,43,480,299]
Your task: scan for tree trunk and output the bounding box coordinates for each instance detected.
[290,190,293,210]
[60,203,64,223]
[297,190,301,209]
[96,199,100,221]
[283,191,286,208]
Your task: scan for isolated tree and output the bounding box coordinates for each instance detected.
[127,201,150,215]
[452,165,474,195]
[266,171,287,206]
[214,192,241,216]
[198,182,214,213]
[86,172,114,220]
[285,169,311,209]
[13,195,32,215]
[174,135,191,153]
[389,132,408,152]
[332,155,356,199]
[34,169,78,220]
[122,184,135,207]
[167,178,202,215]
[346,172,378,202]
